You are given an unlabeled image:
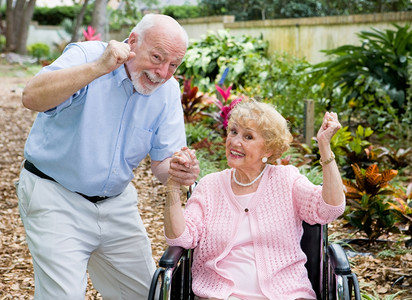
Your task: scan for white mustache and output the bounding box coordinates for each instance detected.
[145,71,165,84]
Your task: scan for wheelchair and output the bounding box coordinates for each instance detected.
[148,186,361,300]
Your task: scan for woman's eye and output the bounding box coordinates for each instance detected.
[245,135,253,140]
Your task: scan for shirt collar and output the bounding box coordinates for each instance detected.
[113,64,130,88]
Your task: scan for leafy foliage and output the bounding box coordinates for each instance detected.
[177,30,269,91]
[240,51,315,129]
[309,24,412,131]
[32,5,93,26]
[185,123,226,179]
[322,125,375,177]
[197,0,412,21]
[162,4,204,19]
[108,0,142,31]
[388,184,412,245]
[372,146,412,169]
[179,30,316,129]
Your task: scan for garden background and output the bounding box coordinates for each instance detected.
[0,0,411,299]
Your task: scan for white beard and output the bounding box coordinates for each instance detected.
[130,70,166,95]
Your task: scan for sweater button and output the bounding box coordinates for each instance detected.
[245,208,249,212]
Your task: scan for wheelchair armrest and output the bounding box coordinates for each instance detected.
[159,246,186,269]
[327,243,352,275]
[328,243,361,300]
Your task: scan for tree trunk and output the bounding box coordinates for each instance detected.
[261,8,266,20]
[5,0,36,54]
[5,0,14,51]
[16,0,36,54]
[91,0,108,41]
[71,0,90,43]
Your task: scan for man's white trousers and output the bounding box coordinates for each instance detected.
[16,168,156,299]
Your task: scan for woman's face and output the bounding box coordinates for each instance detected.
[226,120,271,174]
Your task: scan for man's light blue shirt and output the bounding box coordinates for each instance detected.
[24,41,186,197]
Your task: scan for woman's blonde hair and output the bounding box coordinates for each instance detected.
[227,100,293,163]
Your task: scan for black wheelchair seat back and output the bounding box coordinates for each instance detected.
[301,222,325,299]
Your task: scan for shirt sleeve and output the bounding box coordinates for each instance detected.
[149,79,187,161]
[38,42,105,115]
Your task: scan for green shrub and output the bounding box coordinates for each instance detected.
[32,5,93,26]
[27,43,50,63]
[0,34,6,52]
[162,4,203,19]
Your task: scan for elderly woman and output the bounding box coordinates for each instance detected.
[165,100,345,300]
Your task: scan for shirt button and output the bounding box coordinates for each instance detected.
[245,208,249,212]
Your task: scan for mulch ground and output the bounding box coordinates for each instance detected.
[0,63,411,299]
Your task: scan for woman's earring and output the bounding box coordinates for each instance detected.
[262,157,268,163]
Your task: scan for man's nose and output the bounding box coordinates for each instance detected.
[155,63,170,79]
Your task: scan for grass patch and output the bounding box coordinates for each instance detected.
[0,60,42,77]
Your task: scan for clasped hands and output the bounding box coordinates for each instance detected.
[168,146,199,188]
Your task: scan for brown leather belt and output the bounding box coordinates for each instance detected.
[24,160,110,203]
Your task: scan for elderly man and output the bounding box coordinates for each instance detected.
[16,14,199,299]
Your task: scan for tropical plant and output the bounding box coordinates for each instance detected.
[343,163,399,242]
[318,125,375,177]
[388,184,412,246]
[179,77,210,124]
[201,84,243,135]
[82,26,101,41]
[309,24,412,131]
[372,146,412,169]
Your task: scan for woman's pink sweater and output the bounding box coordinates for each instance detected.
[166,164,345,299]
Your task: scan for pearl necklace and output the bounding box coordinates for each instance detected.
[233,164,268,187]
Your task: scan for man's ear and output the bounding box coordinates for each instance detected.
[128,31,138,47]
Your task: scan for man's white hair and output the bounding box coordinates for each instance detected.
[130,14,189,47]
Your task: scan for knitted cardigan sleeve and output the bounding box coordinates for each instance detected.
[165,172,213,249]
[289,165,346,224]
